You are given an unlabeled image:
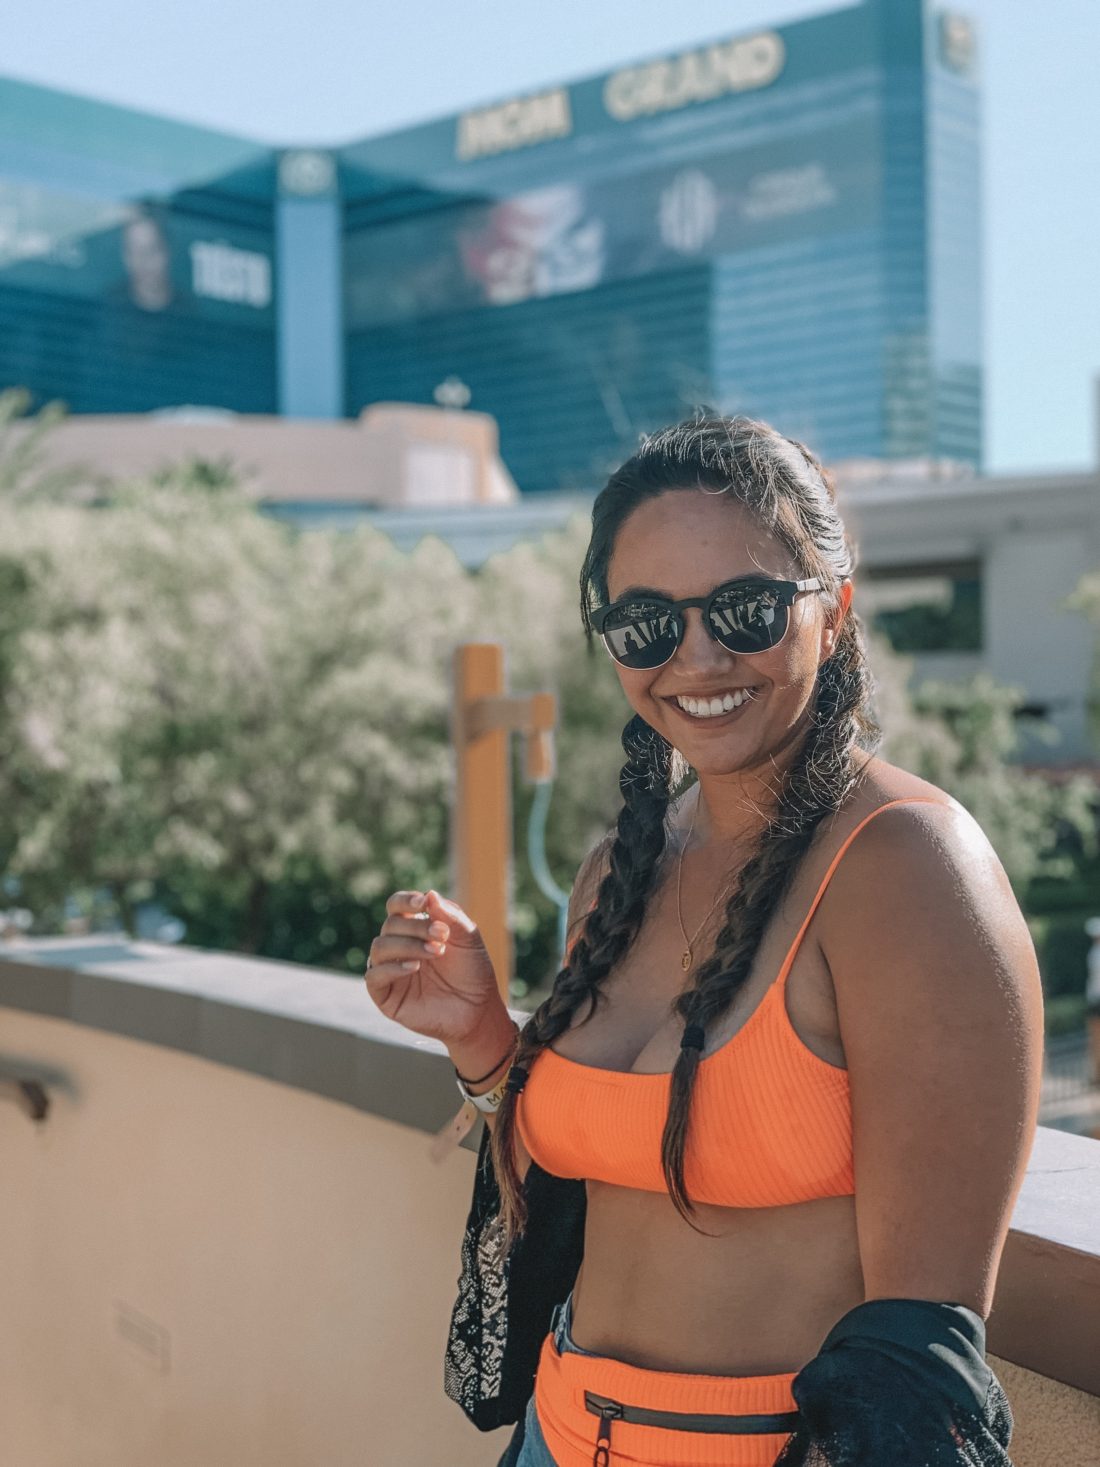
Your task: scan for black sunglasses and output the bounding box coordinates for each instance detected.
[591,576,825,670]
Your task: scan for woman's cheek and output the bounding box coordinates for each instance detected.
[615,669,653,718]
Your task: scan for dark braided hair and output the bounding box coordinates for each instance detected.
[490,413,881,1245]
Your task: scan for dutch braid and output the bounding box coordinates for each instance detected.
[663,625,870,1231]
[490,711,673,1241]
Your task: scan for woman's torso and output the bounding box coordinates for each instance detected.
[524,757,953,1378]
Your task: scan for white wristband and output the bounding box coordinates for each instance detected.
[455,1068,511,1113]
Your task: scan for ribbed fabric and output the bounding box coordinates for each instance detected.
[534,1330,800,1467]
[516,798,942,1210]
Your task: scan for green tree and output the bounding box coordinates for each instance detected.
[0,388,81,504]
[0,478,479,958]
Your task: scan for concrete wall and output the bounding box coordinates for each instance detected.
[17,404,519,508]
[1,1010,497,1467]
[995,1361,1100,1467]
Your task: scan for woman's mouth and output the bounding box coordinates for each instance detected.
[665,687,760,724]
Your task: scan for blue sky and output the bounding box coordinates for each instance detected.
[9,0,1099,474]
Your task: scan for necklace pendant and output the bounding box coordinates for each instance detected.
[681,949,692,971]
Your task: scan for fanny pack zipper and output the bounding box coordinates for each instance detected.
[588,1396,622,1467]
[584,1390,801,1466]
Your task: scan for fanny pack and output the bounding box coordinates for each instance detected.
[549,1294,801,1464]
[583,1390,801,1466]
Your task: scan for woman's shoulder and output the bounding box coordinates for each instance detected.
[821,755,1012,926]
[838,752,957,817]
[803,756,991,903]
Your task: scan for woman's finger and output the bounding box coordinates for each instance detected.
[365,956,421,982]
[381,913,445,942]
[364,958,421,1006]
[371,940,447,972]
[385,890,428,917]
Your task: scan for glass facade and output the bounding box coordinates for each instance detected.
[925,11,983,462]
[0,76,278,415]
[0,0,981,489]
[340,0,982,489]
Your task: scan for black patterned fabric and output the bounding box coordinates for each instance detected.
[443,1120,586,1433]
[444,1127,1017,1466]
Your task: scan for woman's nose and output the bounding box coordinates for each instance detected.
[674,608,735,670]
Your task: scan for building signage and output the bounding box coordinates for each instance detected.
[190,240,272,308]
[456,88,573,162]
[278,149,337,197]
[658,170,720,254]
[347,112,877,332]
[603,31,785,122]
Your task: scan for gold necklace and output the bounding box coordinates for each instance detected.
[675,792,731,971]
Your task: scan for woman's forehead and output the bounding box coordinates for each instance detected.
[606,491,796,598]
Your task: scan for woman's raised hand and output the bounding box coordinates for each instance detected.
[364,888,503,1045]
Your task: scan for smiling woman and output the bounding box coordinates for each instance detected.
[367,414,1039,1467]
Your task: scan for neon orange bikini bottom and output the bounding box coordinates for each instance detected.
[533,1301,801,1467]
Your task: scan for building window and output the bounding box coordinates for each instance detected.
[862,559,982,652]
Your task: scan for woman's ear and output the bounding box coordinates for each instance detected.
[820,579,854,660]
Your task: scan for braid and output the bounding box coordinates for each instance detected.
[489,713,673,1246]
[663,629,877,1231]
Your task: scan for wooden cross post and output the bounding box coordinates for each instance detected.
[451,643,557,1003]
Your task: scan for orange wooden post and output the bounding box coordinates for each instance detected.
[523,692,558,784]
[451,644,512,1003]
[451,644,558,1004]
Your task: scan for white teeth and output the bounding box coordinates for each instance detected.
[675,689,754,718]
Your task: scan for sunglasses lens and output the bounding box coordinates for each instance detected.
[602,603,678,668]
[708,586,788,653]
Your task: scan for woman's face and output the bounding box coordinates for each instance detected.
[604,489,849,780]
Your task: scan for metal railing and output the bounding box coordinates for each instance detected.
[1039,1030,1099,1134]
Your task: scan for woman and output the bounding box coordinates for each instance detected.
[365,416,1040,1466]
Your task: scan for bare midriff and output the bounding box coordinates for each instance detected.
[571,1187,865,1376]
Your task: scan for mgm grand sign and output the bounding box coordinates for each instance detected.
[603,31,786,122]
[456,89,573,162]
[455,30,786,162]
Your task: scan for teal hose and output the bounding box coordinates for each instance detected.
[526,778,570,971]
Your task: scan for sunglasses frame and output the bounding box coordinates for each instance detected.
[591,576,825,670]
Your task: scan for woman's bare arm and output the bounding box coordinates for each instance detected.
[819,798,1044,1317]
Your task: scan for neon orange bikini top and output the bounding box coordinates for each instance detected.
[516,798,941,1209]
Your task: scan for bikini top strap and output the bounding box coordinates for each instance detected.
[774,797,945,990]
